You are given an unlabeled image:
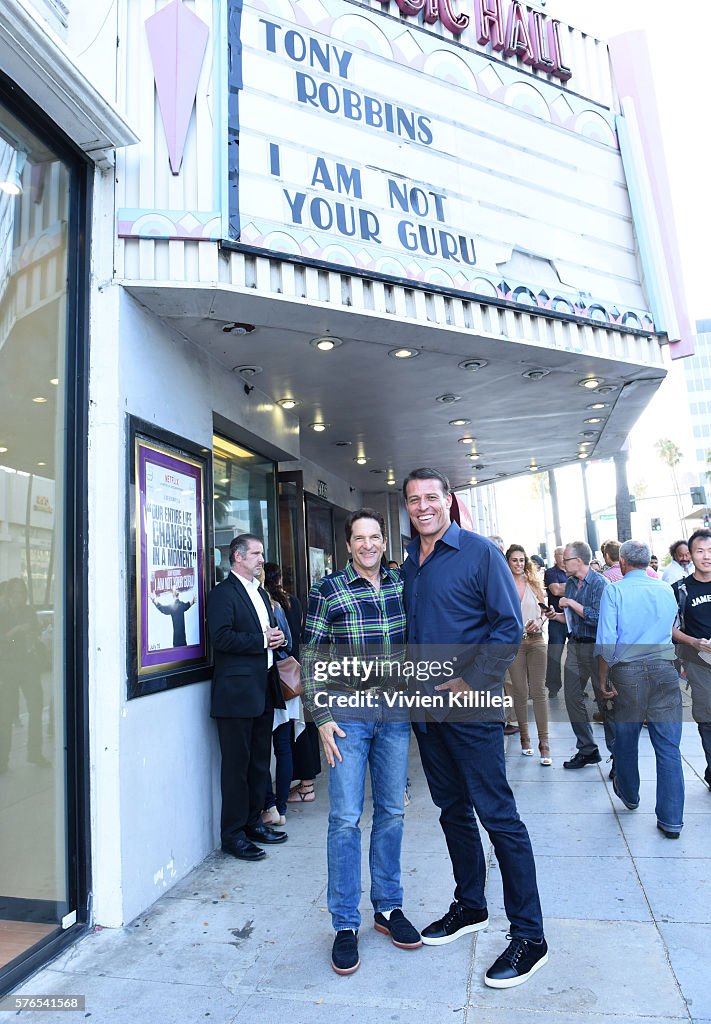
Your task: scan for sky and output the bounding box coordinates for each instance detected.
[491,0,710,561]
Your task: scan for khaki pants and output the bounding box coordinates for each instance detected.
[507,635,549,746]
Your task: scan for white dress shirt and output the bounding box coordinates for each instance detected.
[233,571,273,668]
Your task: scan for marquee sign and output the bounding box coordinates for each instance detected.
[374,0,572,80]
[229,0,654,331]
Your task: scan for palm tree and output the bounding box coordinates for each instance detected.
[655,438,685,531]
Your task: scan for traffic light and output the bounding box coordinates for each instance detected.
[651,517,661,532]
[691,486,707,505]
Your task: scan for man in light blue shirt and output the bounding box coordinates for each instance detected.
[595,540,684,838]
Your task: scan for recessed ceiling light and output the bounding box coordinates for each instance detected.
[234,365,263,377]
[222,322,255,335]
[580,430,597,437]
[578,452,589,459]
[32,396,47,403]
[220,476,230,484]
[310,336,343,351]
[467,452,484,460]
[49,378,59,386]
[458,359,488,372]
[310,422,328,432]
[588,403,607,410]
[0,446,7,453]
[458,436,475,444]
[595,385,617,394]
[278,398,298,409]
[436,393,461,404]
[578,377,602,390]
[449,418,471,427]
[37,461,46,467]
[354,456,368,466]
[469,477,478,485]
[389,347,420,359]
[334,440,352,447]
[529,458,538,472]
[585,417,602,424]
[522,368,550,381]
[387,478,397,486]
[369,468,384,474]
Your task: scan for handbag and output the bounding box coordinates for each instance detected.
[277,655,303,700]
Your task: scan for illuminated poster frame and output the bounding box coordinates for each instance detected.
[127,417,212,698]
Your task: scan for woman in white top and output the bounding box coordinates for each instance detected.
[505,545,551,766]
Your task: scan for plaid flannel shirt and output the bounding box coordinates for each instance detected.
[302,561,407,726]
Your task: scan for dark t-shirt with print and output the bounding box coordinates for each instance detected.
[673,576,711,665]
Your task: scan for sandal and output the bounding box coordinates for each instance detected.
[520,737,534,756]
[287,783,315,803]
[539,742,552,766]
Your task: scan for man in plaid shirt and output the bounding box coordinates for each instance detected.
[302,508,420,975]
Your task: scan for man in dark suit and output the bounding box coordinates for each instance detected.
[207,534,289,861]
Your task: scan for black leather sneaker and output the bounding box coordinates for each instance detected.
[374,909,422,949]
[331,930,360,974]
[563,750,601,770]
[421,901,488,945]
[656,824,681,839]
[484,934,548,988]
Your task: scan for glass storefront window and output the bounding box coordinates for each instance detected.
[0,101,72,974]
[212,435,277,581]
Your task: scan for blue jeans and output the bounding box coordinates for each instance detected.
[264,721,293,815]
[611,660,684,833]
[327,718,410,932]
[414,720,544,940]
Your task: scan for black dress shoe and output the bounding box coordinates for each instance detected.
[222,837,266,861]
[563,750,601,770]
[244,823,288,845]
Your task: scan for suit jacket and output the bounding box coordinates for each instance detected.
[207,571,286,718]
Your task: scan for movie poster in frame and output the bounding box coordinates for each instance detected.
[128,418,212,698]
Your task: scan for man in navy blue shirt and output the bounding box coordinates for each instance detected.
[402,468,547,989]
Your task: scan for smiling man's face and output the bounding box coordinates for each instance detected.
[405,478,452,543]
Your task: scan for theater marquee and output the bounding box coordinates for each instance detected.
[228,0,654,330]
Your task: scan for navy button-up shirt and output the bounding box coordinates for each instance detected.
[402,522,522,688]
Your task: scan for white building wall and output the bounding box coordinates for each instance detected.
[88,285,302,926]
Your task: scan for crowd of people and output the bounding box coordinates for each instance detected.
[205,473,711,990]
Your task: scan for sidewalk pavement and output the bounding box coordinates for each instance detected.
[12,717,711,1024]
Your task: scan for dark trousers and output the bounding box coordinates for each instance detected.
[216,696,274,844]
[413,720,544,940]
[265,721,294,815]
[682,661,711,772]
[564,640,615,755]
[545,620,567,694]
[292,720,322,780]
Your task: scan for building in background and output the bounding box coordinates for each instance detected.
[684,319,711,490]
[0,0,692,990]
